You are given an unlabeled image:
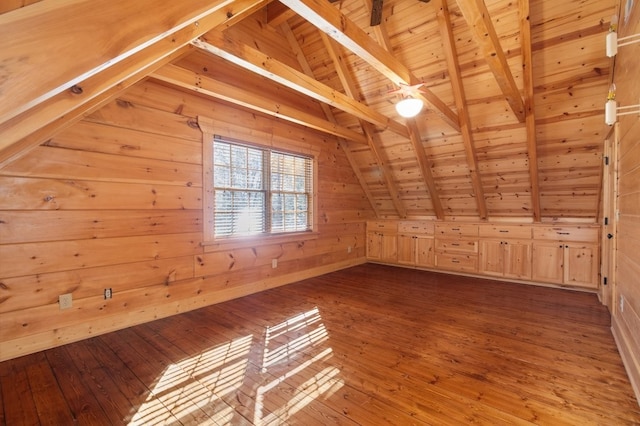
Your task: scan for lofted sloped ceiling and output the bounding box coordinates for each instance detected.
[0,0,617,221]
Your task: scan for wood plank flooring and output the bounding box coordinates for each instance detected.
[1,264,639,425]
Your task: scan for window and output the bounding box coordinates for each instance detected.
[211,136,313,238]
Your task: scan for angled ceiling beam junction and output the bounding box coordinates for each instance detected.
[320,32,407,218]
[150,64,368,144]
[279,23,382,217]
[0,0,268,162]
[266,1,296,26]
[0,47,191,169]
[192,32,410,138]
[363,7,444,219]
[434,0,488,220]
[519,0,542,222]
[279,0,461,132]
[455,0,526,123]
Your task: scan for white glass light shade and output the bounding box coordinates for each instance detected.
[395,97,423,118]
[606,31,618,57]
[605,99,617,125]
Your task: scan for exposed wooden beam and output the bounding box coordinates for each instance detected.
[266,1,296,26]
[321,32,407,218]
[277,22,382,217]
[406,119,444,219]
[151,64,368,145]
[434,0,488,220]
[0,47,191,170]
[455,0,526,123]
[0,0,266,130]
[0,0,268,161]
[279,0,461,132]
[519,0,542,222]
[193,32,410,138]
[361,7,444,219]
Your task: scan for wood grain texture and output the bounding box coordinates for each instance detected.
[0,81,373,361]
[612,0,640,403]
[0,264,638,424]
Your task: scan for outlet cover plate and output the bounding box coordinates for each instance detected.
[59,293,72,310]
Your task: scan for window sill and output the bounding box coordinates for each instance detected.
[201,231,319,252]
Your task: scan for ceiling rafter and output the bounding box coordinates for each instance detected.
[266,1,296,26]
[320,32,407,218]
[279,0,462,132]
[434,0,488,220]
[519,0,542,222]
[150,64,369,144]
[455,0,526,123]
[0,0,268,165]
[192,31,410,138]
[364,3,444,220]
[278,22,383,217]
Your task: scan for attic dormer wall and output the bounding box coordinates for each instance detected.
[0,80,374,361]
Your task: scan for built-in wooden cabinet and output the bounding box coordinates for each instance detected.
[434,224,479,273]
[367,220,600,291]
[479,225,532,280]
[397,221,435,268]
[532,226,599,289]
[366,221,398,263]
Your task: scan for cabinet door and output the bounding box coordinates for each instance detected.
[397,234,416,265]
[532,243,564,284]
[504,240,532,280]
[564,244,598,288]
[416,236,434,267]
[380,233,398,262]
[479,240,504,277]
[367,232,382,260]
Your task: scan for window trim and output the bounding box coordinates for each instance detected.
[198,116,318,247]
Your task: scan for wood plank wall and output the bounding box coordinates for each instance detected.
[612,0,640,403]
[0,80,374,361]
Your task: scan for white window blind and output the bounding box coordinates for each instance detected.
[212,137,313,238]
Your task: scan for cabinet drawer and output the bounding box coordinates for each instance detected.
[436,254,478,273]
[435,223,478,237]
[367,221,398,232]
[398,221,435,234]
[479,224,531,239]
[435,238,478,254]
[533,226,598,242]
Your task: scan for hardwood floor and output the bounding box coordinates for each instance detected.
[1,264,639,425]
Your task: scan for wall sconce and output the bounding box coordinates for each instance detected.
[606,14,640,57]
[605,83,640,125]
[395,97,424,118]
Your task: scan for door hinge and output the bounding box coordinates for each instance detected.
[603,277,608,286]
[605,156,609,165]
[605,217,609,225]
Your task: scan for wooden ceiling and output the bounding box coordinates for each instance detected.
[0,0,617,221]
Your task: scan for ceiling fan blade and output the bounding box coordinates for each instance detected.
[370,0,383,26]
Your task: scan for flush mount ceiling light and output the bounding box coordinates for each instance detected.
[395,97,424,118]
[390,82,425,118]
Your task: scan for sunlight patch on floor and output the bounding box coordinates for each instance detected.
[129,334,253,425]
[254,307,344,424]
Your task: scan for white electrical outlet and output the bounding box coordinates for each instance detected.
[104,288,113,300]
[347,246,352,253]
[272,259,278,268]
[59,293,73,310]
